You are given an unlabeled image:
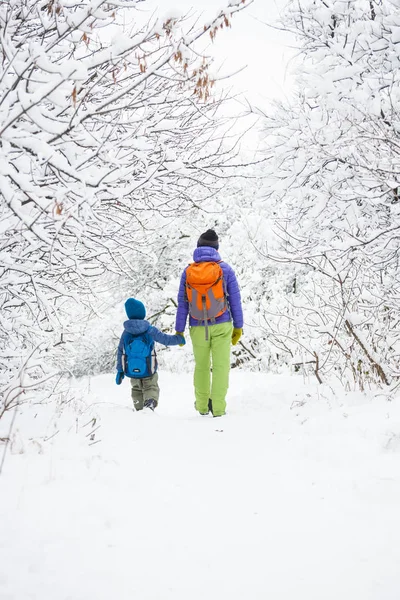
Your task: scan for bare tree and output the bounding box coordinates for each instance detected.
[0,0,252,415]
[253,0,400,389]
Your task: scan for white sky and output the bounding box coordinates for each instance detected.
[136,0,296,110]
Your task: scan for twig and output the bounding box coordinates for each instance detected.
[0,403,18,477]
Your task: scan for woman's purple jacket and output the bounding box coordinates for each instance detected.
[175,246,244,332]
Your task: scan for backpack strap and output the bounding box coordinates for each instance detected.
[201,296,209,340]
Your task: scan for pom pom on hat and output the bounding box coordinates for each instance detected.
[125,298,146,320]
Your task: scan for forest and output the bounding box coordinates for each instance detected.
[1,2,400,599]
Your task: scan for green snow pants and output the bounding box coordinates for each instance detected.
[130,372,159,411]
[190,322,233,417]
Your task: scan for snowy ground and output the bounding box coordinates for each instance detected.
[1,370,400,600]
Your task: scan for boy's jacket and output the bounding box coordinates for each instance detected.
[116,320,183,372]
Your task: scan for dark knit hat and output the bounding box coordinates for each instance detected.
[197,229,219,250]
[125,298,146,320]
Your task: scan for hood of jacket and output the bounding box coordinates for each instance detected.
[193,246,221,263]
[123,319,150,335]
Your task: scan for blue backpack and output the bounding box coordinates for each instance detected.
[122,332,157,378]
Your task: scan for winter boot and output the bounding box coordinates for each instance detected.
[144,398,156,411]
[199,398,213,416]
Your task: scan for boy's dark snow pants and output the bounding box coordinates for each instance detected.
[130,372,159,410]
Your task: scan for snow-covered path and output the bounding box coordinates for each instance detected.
[1,371,400,599]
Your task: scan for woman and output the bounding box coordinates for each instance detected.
[175,229,243,417]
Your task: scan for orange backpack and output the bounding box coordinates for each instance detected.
[185,261,228,339]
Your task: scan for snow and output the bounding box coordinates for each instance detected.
[151,119,178,131]
[1,371,400,599]
[2,0,400,595]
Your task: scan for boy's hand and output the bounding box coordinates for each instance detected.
[175,332,185,347]
[116,371,124,385]
[232,328,242,346]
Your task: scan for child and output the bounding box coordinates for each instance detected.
[116,298,185,411]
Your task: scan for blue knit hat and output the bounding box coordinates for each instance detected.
[125,298,146,320]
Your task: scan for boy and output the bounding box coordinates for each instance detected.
[116,298,185,411]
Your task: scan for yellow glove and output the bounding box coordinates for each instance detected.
[232,328,242,346]
[175,331,185,347]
